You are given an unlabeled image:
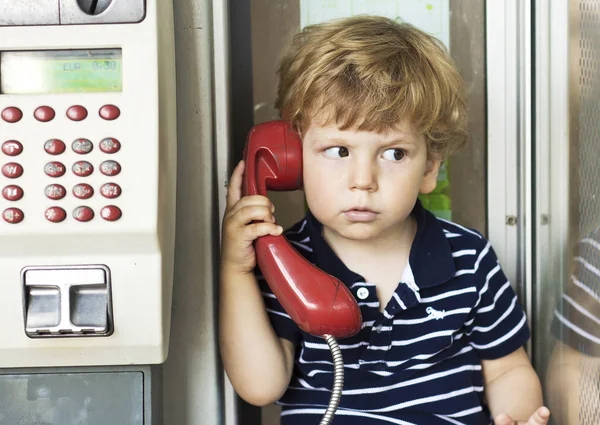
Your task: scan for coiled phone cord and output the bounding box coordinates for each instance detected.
[319,334,344,425]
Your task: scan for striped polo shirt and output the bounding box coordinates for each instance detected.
[258,200,530,425]
[552,226,600,357]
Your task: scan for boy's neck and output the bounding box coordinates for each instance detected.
[322,215,417,267]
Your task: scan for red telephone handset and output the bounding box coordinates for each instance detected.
[242,120,362,339]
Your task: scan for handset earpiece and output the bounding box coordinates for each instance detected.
[242,120,303,196]
[242,120,362,338]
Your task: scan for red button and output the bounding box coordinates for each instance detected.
[44,161,66,178]
[3,207,24,223]
[66,105,88,121]
[72,161,93,177]
[2,185,23,201]
[100,205,121,221]
[1,107,23,123]
[45,207,66,223]
[100,160,121,176]
[73,206,94,222]
[2,162,23,178]
[73,183,94,199]
[34,106,56,122]
[45,184,66,200]
[44,139,66,155]
[72,139,93,154]
[2,140,23,156]
[99,105,120,120]
[100,183,122,199]
[99,137,121,154]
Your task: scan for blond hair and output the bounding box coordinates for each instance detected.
[275,15,468,158]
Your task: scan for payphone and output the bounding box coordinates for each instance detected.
[0,0,176,423]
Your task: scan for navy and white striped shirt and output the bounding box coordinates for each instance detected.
[258,200,530,425]
[552,226,600,357]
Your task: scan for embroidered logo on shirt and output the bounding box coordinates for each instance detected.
[426,306,445,320]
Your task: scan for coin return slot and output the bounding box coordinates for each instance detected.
[25,287,61,330]
[22,266,113,338]
[70,285,108,330]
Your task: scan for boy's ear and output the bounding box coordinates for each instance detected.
[419,158,442,194]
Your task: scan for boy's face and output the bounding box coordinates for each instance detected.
[302,119,440,242]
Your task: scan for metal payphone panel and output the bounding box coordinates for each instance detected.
[0,0,177,367]
[0,1,60,26]
[0,1,145,26]
[60,0,146,25]
[0,365,157,425]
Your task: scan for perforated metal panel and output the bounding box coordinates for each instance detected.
[578,347,600,425]
[578,0,600,237]
[576,1,600,423]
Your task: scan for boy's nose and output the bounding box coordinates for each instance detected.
[348,159,378,192]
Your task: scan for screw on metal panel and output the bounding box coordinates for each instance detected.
[540,214,550,225]
[506,215,518,226]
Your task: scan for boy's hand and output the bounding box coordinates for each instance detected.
[221,160,283,274]
[494,407,550,425]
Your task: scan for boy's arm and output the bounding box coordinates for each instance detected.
[218,160,295,406]
[463,240,549,424]
[482,347,549,424]
[219,265,296,406]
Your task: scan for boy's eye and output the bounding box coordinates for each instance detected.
[324,146,349,158]
[382,148,406,161]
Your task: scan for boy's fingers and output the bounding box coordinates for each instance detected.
[526,407,550,425]
[232,195,273,210]
[245,222,283,240]
[493,414,514,425]
[227,195,274,218]
[233,205,275,226]
[494,407,550,425]
[225,160,245,208]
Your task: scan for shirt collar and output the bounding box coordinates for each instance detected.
[305,199,456,289]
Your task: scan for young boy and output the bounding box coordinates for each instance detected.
[219,15,550,425]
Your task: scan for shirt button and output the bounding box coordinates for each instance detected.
[357,287,369,300]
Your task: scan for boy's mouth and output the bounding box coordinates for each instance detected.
[343,207,378,222]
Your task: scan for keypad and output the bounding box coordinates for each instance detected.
[2,162,23,178]
[73,206,94,222]
[2,185,23,201]
[2,140,23,156]
[45,206,66,223]
[99,138,121,154]
[45,161,67,178]
[72,161,93,177]
[73,184,94,199]
[66,105,88,121]
[44,139,66,155]
[34,106,56,122]
[72,138,93,154]
[45,184,66,200]
[100,205,122,221]
[99,104,120,120]
[1,103,124,224]
[3,207,23,223]
[100,183,121,199]
[99,160,121,176]
[1,107,22,123]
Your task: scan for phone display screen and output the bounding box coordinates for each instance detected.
[0,49,122,94]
